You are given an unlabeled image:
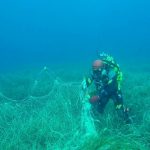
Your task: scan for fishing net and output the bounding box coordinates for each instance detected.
[1,67,150,150]
[0,67,97,150]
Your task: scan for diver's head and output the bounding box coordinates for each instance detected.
[92,59,104,73]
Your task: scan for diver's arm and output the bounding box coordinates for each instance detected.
[82,76,93,91]
[101,69,117,86]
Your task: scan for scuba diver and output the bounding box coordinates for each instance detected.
[82,52,131,124]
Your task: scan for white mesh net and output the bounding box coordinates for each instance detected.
[0,67,97,150]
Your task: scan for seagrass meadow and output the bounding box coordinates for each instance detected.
[1,0,150,149]
[0,64,150,150]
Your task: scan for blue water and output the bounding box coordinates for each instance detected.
[0,0,150,71]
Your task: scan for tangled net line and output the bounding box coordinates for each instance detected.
[0,67,97,149]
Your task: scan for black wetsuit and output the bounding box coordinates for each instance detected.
[89,67,130,123]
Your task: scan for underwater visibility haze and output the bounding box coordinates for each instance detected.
[0,0,150,69]
[0,0,150,149]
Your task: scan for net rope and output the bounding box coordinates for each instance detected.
[0,67,98,149]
